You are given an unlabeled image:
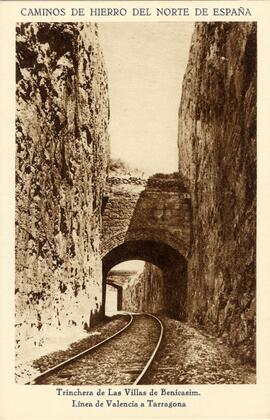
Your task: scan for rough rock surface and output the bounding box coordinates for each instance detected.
[122,263,167,313]
[15,23,110,363]
[178,22,256,363]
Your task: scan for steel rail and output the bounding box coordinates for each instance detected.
[133,313,164,385]
[25,313,133,385]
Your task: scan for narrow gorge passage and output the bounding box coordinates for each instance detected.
[37,315,161,385]
[15,22,256,386]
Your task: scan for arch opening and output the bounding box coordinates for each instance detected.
[105,260,144,316]
[102,240,187,320]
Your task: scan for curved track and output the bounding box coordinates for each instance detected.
[26,313,163,385]
[133,313,163,385]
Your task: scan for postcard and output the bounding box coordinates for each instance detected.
[0,1,269,419]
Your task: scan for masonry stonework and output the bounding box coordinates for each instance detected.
[102,175,190,319]
[102,175,191,260]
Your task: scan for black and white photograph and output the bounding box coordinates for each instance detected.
[14,20,257,388]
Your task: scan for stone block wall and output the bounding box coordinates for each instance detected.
[102,174,191,259]
[178,22,256,362]
[15,23,110,361]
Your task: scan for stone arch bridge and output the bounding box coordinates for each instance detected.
[101,174,191,319]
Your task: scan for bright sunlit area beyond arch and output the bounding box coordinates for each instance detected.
[105,260,145,316]
[111,260,145,272]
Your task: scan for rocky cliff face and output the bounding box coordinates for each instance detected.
[16,23,110,360]
[122,263,166,313]
[178,22,256,362]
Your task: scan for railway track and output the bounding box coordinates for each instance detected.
[26,313,163,385]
